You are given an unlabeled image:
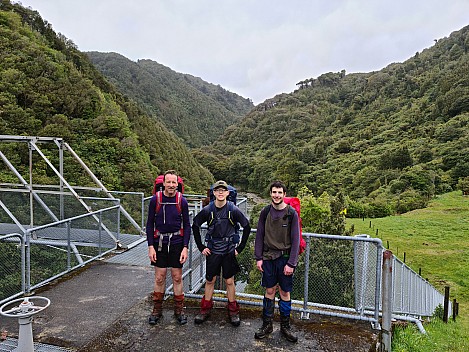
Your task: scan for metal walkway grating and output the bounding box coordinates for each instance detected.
[0,337,73,352]
[105,239,149,266]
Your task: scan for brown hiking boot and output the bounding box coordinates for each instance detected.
[254,315,273,339]
[149,291,164,325]
[280,315,298,343]
[194,296,213,324]
[173,294,187,325]
[227,300,240,327]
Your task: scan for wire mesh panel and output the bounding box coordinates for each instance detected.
[354,235,380,312]
[0,191,31,228]
[0,237,23,303]
[300,236,356,307]
[24,206,120,291]
[391,256,446,317]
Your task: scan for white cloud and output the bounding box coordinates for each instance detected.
[17,0,469,104]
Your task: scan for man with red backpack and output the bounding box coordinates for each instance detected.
[192,180,251,326]
[254,180,300,343]
[146,170,191,325]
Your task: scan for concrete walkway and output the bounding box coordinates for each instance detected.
[0,258,379,351]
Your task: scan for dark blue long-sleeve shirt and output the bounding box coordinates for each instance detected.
[145,193,191,247]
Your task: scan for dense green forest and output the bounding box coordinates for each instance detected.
[87,52,254,148]
[196,25,469,216]
[1,0,468,217]
[0,0,213,193]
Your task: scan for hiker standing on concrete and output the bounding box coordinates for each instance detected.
[254,180,300,342]
[146,170,191,325]
[192,180,251,326]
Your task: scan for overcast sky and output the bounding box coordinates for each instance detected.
[16,0,469,105]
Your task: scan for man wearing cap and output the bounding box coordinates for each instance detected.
[192,180,251,326]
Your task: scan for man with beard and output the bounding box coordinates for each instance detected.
[254,180,300,343]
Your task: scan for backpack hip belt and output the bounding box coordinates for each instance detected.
[206,235,234,243]
[155,231,180,252]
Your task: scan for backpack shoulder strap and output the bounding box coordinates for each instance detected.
[155,191,163,213]
[261,204,271,225]
[177,192,184,236]
[207,201,216,226]
[227,201,236,226]
[175,191,182,214]
[286,205,295,233]
[287,205,295,221]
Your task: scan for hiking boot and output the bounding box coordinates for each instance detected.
[280,315,298,343]
[148,314,161,325]
[174,294,187,325]
[194,296,213,324]
[176,313,187,325]
[254,316,273,339]
[149,291,164,325]
[227,300,240,327]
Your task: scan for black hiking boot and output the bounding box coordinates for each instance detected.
[148,314,161,325]
[280,315,298,343]
[254,316,273,339]
[175,313,187,325]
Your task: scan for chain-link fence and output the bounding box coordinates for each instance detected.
[0,234,25,304]
[178,230,383,327]
[180,229,446,330]
[0,205,120,305]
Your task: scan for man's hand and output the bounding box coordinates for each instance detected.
[256,259,263,272]
[180,247,188,264]
[283,265,294,276]
[202,247,211,256]
[148,246,157,263]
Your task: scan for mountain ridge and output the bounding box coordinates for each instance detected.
[87,52,254,148]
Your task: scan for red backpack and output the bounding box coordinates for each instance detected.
[283,197,306,254]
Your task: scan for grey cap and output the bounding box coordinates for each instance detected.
[212,180,228,190]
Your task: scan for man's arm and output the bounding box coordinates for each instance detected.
[146,196,157,246]
[234,208,251,254]
[181,197,191,247]
[254,207,268,271]
[254,207,267,260]
[146,196,157,262]
[191,209,208,252]
[286,210,300,269]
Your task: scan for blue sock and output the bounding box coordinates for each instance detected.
[279,298,291,317]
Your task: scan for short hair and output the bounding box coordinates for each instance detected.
[269,180,287,193]
[163,169,178,182]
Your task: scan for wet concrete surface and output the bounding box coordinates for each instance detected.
[0,261,378,351]
[80,299,378,352]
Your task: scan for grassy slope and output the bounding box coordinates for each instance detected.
[347,191,469,333]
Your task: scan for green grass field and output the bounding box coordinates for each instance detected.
[347,191,469,351]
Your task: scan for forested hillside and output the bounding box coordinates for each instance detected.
[197,25,469,216]
[87,52,254,148]
[0,1,213,193]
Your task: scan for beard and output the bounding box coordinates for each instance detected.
[271,198,283,205]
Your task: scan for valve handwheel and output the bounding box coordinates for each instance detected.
[0,296,50,318]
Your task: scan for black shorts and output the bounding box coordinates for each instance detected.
[151,243,184,269]
[206,251,240,280]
